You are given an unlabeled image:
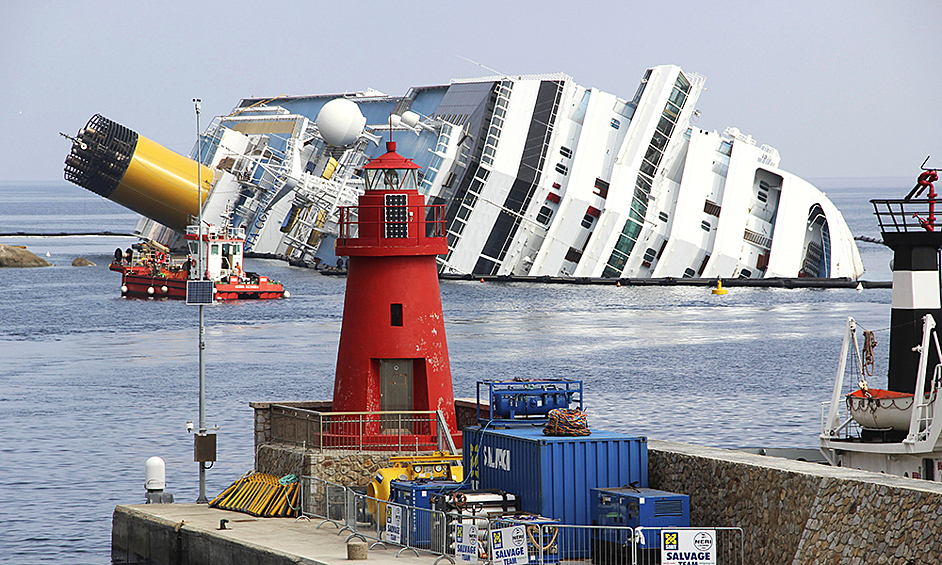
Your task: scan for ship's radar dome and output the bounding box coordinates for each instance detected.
[317,99,366,147]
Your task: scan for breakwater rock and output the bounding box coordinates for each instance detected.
[0,244,51,268]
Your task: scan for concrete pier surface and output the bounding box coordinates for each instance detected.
[113,504,437,565]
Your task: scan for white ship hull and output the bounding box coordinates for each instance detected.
[122,65,863,279]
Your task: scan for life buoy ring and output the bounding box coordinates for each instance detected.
[155,251,167,263]
[451,492,467,509]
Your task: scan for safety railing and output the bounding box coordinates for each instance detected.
[297,473,743,565]
[271,405,456,453]
[337,204,446,246]
[820,399,861,441]
[872,197,942,233]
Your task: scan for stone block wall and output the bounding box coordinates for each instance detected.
[647,440,942,565]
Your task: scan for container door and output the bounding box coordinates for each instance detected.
[380,359,413,432]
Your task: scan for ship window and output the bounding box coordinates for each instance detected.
[757,190,768,203]
[457,205,472,220]
[669,88,687,108]
[610,118,620,129]
[391,303,403,326]
[663,102,681,122]
[683,268,696,278]
[643,248,657,262]
[651,131,669,152]
[188,242,198,255]
[739,269,752,278]
[640,160,657,178]
[211,244,219,256]
[701,221,711,232]
[659,212,669,222]
[555,163,569,175]
[560,146,573,159]
[537,206,553,225]
[581,214,594,229]
[656,116,675,137]
[615,234,634,254]
[644,146,663,167]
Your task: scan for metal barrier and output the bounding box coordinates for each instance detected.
[271,405,457,453]
[298,474,742,565]
[300,475,352,531]
[633,526,743,565]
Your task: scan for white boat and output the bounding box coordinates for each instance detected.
[820,167,942,480]
[64,65,864,279]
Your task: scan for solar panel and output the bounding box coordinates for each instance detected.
[186,280,215,305]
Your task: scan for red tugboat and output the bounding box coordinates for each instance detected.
[110,223,287,300]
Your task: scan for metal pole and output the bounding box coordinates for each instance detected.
[194,98,208,504]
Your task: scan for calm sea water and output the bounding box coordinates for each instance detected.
[0,179,908,563]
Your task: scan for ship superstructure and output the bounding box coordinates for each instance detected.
[64,65,864,279]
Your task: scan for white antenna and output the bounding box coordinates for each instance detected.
[457,56,513,80]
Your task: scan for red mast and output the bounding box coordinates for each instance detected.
[332,141,460,448]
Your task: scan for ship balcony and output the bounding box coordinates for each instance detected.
[335,204,448,256]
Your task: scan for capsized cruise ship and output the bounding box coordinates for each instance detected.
[63,64,864,279]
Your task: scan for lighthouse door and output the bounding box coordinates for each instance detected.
[379,359,413,431]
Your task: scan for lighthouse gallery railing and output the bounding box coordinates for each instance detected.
[337,204,446,246]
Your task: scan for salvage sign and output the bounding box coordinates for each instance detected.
[490,525,528,565]
[661,530,716,565]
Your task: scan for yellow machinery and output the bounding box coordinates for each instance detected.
[64,114,214,233]
[367,452,463,523]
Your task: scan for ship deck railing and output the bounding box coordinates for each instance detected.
[819,399,863,442]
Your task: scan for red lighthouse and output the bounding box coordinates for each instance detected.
[332,140,460,448]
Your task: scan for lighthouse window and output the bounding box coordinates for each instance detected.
[390,303,403,327]
[560,146,573,159]
[581,214,594,229]
[536,206,553,225]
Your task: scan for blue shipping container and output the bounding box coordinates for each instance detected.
[462,426,647,527]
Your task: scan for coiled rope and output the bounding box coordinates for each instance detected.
[543,408,590,436]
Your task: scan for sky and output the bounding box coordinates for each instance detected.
[2,0,940,183]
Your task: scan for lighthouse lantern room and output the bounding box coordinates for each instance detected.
[331,140,460,449]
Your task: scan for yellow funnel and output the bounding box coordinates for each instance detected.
[64,114,214,233]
